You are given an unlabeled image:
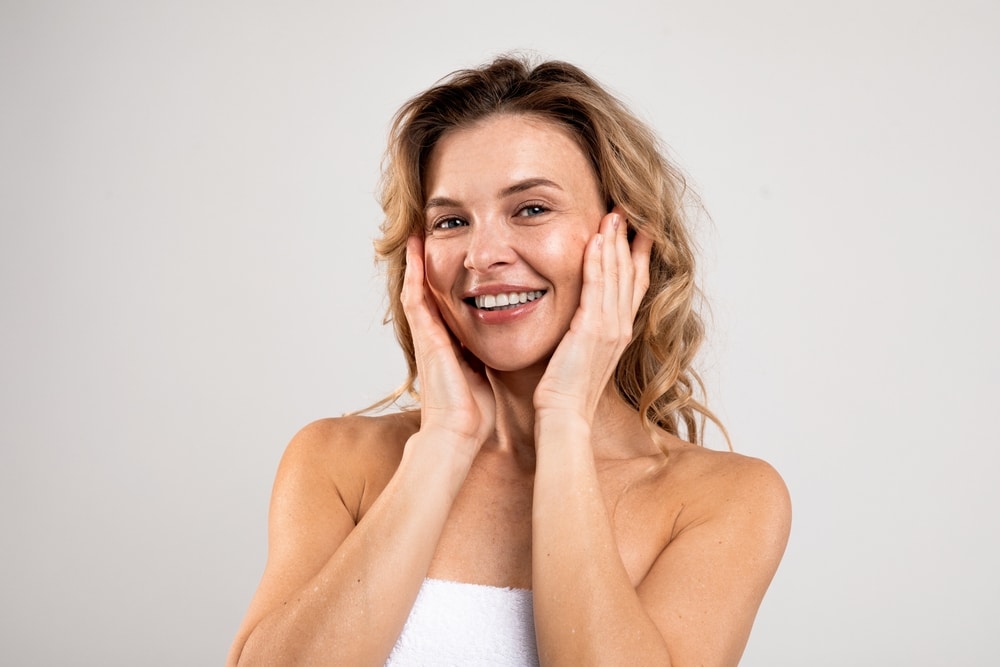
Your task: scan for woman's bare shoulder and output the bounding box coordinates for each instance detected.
[669,440,787,483]
[277,410,421,519]
[663,441,791,540]
[284,411,420,461]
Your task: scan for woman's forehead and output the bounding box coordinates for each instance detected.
[423,114,599,201]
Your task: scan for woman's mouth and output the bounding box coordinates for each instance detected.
[467,290,545,312]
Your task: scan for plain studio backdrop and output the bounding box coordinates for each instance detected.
[2,1,997,664]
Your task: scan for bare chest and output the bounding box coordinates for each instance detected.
[426,458,678,589]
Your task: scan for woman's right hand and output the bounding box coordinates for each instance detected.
[230,237,494,666]
[402,235,495,458]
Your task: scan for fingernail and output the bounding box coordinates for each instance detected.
[595,233,604,248]
[612,215,620,231]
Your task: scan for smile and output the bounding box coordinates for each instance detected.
[468,290,545,311]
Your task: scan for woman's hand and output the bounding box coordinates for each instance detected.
[402,235,496,454]
[533,209,652,424]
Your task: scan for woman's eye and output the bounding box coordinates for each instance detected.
[432,217,466,230]
[516,204,548,217]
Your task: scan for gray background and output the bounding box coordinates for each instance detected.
[2,0,997,664]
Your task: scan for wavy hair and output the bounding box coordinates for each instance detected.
[371,55,725,448]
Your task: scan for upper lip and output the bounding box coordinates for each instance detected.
[462,283,546,298]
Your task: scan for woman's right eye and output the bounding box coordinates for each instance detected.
[431,217,467,231]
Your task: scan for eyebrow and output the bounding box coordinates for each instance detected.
[425,177,563,211]
[499,177,563,198]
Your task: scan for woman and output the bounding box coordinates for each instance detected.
[228,56,790,666]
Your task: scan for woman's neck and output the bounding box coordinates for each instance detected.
[482,365,654,469]
[481,365,543,469]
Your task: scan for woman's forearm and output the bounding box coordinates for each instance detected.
[531,416,672,666]
[235,432,473,666]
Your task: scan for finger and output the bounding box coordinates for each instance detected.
[401,236,430,325]
[577,229,605,331]
[613,212,634,331]
[402,236,448,357]
[401,236,421,312]
[601,210,634,343]
[630,230,653,314]
[597,211,620,332]
[401,237,433,359]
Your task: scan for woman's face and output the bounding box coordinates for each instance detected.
[422,113,605,372]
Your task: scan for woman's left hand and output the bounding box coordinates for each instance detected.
[533,208,653,424]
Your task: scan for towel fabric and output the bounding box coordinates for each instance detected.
[385,578,539,666]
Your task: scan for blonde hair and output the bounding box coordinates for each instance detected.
[372,55,725,448]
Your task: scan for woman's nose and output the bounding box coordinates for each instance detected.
[463,217,516,273]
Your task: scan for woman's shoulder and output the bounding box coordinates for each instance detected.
[670,440,787,489]
[283,410,421,470]
[286,410,421,455]
[275,410,421,518]
[664,441,791,539]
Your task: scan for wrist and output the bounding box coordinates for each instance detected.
[534,411,592,449]
[535,408,591,431]
[401,430,478,493]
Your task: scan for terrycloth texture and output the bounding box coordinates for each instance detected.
[385,578,539,666]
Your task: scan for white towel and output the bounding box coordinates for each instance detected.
[385,578,539,666]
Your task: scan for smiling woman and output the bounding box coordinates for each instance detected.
[422,115,604,373]
[227,55,791,667]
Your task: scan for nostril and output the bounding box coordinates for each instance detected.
[464,228,517,272]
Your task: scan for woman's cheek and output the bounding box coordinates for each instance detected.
[422,248,463,332]
[534,227,590,276]
[422,245,449,297]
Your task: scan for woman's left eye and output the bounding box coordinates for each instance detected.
[516,203,548,217]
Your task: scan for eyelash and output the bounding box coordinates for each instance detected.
[516,202,549,217]
[430,216,466,231]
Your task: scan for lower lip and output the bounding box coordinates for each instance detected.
[468,295,544,324]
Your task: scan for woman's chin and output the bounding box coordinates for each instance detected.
[465,347,553,376]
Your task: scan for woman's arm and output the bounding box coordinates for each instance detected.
[227,419,476,666]
[531,212,790,665]
[229,237,494,666]
[532,419,790,666]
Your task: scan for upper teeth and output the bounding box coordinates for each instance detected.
[474,290,544,310]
